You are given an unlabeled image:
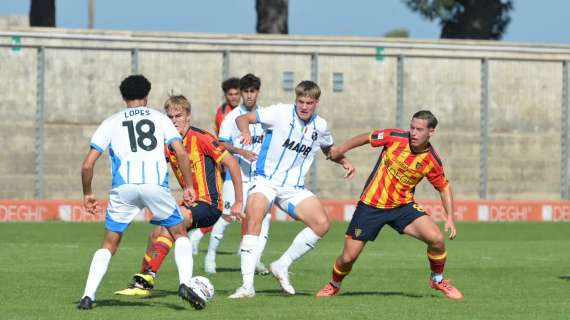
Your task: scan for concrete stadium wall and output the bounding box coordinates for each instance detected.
[1,27,569,201]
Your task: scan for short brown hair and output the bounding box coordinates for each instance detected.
[412,110,438,129]
[295,81,321,99]
[164,95,191,113]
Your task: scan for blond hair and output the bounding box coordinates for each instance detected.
[295,81,321,100]
[164,95,191,113]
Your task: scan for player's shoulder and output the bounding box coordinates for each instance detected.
[189,126,217,139]
[312,114,330,132]
[427,143,444,167]
[267,103,293,112]
[383,128,409,140]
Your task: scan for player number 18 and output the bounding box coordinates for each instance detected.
[122,119,157,152]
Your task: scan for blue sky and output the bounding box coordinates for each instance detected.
[1,0,568,44]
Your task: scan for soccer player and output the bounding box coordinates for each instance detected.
[316,110,464,300]
[114,94,243,297]
[204,73,272,274]
[229,80,355,298]
[77,75,204,310]
[189,77,240,253]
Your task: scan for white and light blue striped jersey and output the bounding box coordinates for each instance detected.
[255,103,333,188]
[218,104,264,183]
[90,106,182,189]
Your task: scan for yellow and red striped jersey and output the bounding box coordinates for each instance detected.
[360,128,449,209]
[213,103,235,135]
[166,126,228,211]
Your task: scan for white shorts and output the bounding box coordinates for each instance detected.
[249,177,315,220]
[105,184,183,233]
[222,180,253,215]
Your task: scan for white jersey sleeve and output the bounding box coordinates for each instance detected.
[90,118,112,153]
[218,105,265,183]
[318,121,334,149]
[255,104,289,129]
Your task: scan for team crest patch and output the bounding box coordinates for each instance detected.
[416,162,422,169]
[224,202,231,209]
[311,131,318,141]
[354,229,362,237]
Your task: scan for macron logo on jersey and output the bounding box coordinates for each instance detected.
[282,138,312,156]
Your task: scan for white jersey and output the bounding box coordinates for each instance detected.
[218,104,264,183]
[255,103,333,188]
[90,106,182,189]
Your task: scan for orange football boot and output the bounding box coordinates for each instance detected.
[316,282,340,297]
[430,279,464,300]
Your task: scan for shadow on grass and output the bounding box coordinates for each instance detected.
[340,291,436,299]
[76,298,186,310]
[558,276,570,281]
[215,267,241,273]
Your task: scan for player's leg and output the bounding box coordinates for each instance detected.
[270,193,328,295]
[400,204,463,300]
[205,179,236,273]
[79,185,139,309]
[317,237,366,297]
[143,185,205,309]
[316,201,387,297]
[255,212,272,275]
[229,184,274,298]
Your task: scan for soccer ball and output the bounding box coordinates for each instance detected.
[189,276,214,303]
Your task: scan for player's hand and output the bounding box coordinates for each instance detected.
[83,194,100,215]
[327,146,344,161]
[230,200,244,222]
[342,159,356,179]
[238,149,258,162]
[444,218,457,240]
[240,131,252,145]
[183,187,197,206]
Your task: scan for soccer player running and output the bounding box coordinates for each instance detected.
[78,75,205,310]
[229,81,355,299]
[204,74,272,275]
[113,95,244,299]
[316,110,463,300]
[189,77,242,252]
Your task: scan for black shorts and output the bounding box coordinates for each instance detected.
[182,202,222,230]
[346,201,427,241]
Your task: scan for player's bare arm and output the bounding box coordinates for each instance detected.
[81,148,103,215]
[220,141,258,162]
[439,185,457,240]
[322,145,356,179]
[327,132,371,161]
[235,112,258,145]
[219,153,245,220]
[170,139,197,205]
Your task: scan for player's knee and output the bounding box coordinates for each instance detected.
[340,252,357,265]
[311,218,330,236]
[428,232,445,250]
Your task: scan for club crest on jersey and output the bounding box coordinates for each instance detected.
[416,162,422,170]
[282,138,312,156]
[355,229,362,237]
[311,131,318,141]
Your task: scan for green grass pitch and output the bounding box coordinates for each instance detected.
[1,221,569,319]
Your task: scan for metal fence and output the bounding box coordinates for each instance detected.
[1,31,569,200]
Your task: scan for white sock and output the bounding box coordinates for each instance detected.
[275,227,321,269]
[206,218,231,258]
[174,237,194,286]
[431,272,443,283]
[257,214,271,262]
[82,248,112,300]
[189,228,204,242]
[240,235,259,289]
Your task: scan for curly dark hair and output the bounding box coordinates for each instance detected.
[239,73,261,91]
[222,77,240,93]
[119,75,151,100]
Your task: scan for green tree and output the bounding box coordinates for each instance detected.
[256,0,288,34]
[402,0,513,40]
[30,0,56,27]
